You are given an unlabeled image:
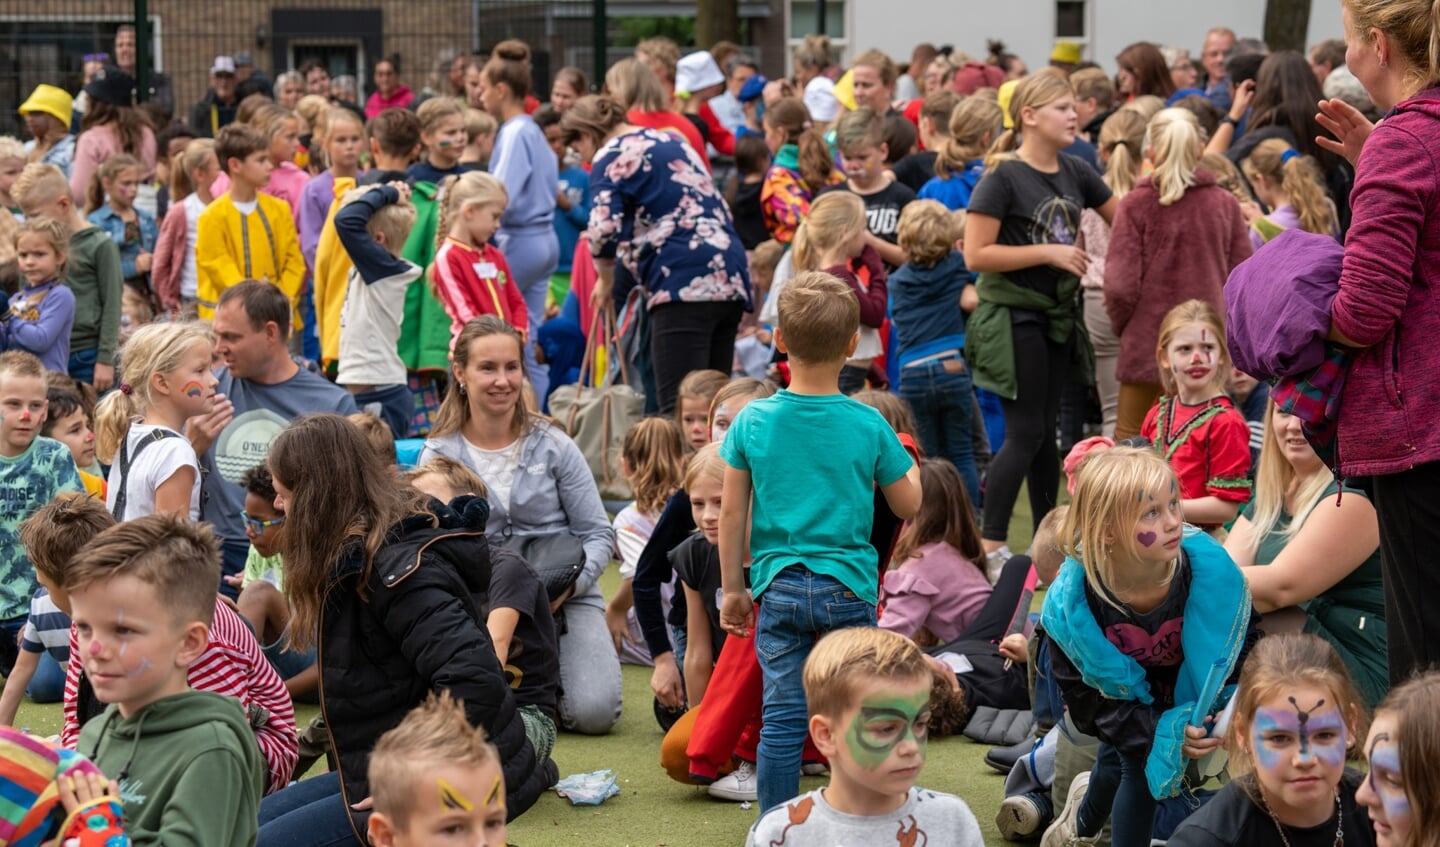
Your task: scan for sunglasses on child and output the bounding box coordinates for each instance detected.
[241,511,285,534]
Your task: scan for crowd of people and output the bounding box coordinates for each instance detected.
[0,2,1436,845]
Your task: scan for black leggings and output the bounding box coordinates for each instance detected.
[982,324,1068,541]
[1371,463,1440,684]
[649,300,744,415]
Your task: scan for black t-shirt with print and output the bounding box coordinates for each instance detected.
[1168,771,1376,847]
[485,545,561,720]
[670,534,724,655]
[819,178,917,246]
[966,153,1111,300]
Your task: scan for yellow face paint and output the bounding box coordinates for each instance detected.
[438,777,475,812]
[485,774,503,806]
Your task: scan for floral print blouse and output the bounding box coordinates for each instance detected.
[586,128,751,310]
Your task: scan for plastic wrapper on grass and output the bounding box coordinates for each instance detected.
[554,769,621,805]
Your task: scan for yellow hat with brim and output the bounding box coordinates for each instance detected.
[1051,41,1082,65]
[19,84,73,127]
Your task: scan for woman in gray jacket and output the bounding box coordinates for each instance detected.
[420,316,621,734]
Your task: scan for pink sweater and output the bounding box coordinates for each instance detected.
[879,542,992,644]
[1331,86,1440,475]
[69,124,157,204]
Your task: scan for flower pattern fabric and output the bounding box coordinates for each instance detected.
[586,129,751,310]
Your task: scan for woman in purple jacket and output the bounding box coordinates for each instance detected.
[1318,0,1440,685]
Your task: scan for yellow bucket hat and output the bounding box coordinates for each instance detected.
[18,84,73,127]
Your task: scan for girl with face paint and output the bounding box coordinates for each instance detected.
[1357,672,1440,847]
[1168,633,1373,847]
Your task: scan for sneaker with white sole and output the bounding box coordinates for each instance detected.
[707,760,757,802]
[1040,771,1097,847]
[996,794,1045,840]
[800,762,829,776]
[985,545,1013,584]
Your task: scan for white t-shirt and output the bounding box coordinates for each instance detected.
[612,504,658,581]
[232,198,258,216]
[462,437,522,509]
[105,423,202,521]
[181,193,207,299]
[747,787,984,847]
[336,263,421,387]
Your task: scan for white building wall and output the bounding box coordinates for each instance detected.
[842,0,1344,74]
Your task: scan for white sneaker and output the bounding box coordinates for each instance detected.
[1040,771,1097,847]
[985,545,1012,584]
[996,794,1044,840]
[708,760,757,802]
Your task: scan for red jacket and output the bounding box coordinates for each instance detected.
[431,237,528,342]
[1331,87,1440,476]
[1104,169,1252,384]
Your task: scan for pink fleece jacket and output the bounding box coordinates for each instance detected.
[1331,87,1440,476]
[879,542,992,645]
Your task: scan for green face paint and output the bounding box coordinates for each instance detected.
[844,690,931,770]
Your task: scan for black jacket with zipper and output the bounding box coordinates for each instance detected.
[320,495,557,839]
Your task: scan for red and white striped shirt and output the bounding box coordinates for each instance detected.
[62,600,298,794]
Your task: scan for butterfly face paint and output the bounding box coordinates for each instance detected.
[1251,697,1348,770]
[1367,731,1412,835]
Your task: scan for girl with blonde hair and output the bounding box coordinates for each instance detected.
[1241,138,1340,248]
[1104,108,1251,440]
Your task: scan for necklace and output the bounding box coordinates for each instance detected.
[1257,784,1343,847]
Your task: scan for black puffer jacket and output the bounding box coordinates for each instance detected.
[319,495,557,841]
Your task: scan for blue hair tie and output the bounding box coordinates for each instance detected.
[1280,148,1300,164]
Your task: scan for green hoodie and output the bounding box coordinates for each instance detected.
[64,225,123,366]
[78,691,263,847]
[397,181,455,374]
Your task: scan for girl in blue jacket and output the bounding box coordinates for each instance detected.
[1039,446,1257,847]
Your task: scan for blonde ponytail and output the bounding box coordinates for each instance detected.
[1098,109,1146,199]
[1244,138,1337,236]
[1145,108,1202,206]
[95,322,213,464]
[982,128,1020,171]
[937,97,1003,178]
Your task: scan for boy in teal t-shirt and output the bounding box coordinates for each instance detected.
[718,271,921,814]
[0,351,81,674]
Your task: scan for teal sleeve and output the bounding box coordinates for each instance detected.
[717,409,750,471]
[875,423,914,487]
[93,238,124,365]
[153,749,259,847]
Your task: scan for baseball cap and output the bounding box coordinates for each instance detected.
[210,56,237,76]
[233,51,255,67]
[82,66,136,108]
[737,74,768,104]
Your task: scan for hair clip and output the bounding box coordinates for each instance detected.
[118,383,133,396]
[1280,148,1300,164]
[802,120,813,129]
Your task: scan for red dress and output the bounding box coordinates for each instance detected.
[1141,395,1253,523]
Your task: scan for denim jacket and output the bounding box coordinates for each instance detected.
[88,204,159,280]
[419,421,614,607]
[1041,527,1252,799]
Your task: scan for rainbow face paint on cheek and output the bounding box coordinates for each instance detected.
[1368,734,1412,824]
[182,381,204,400]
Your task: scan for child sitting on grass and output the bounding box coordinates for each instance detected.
[367,691,508,847]
[70,513,265,846]
[746,627,984,845]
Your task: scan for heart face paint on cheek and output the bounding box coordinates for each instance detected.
[1136,531,1157,547]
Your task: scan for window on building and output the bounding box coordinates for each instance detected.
[787,0,848,73]
[1056,0,1087,40]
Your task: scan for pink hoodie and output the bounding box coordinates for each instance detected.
[878,542,992,645]
[1331,87,1440,476]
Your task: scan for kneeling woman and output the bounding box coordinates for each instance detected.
[256,415,556,847]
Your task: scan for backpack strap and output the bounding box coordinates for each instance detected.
[110,428,182,521]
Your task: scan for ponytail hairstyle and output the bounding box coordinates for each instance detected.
[1342,0,1440,96]
[84,154,141,216]
[793,34,834,76]
[984,73,1074,170]
[1226,633,1367,790]
[1097,108,1146,198]
[94,322,213,464]
[1145,107,1202,206]
[1201,152,1253,206]
[1242,138,1337,236]
[891,458,983,569]
[431,316,531,438]
[790,191,866,272]
[936,96,1003,178]
[483,39,533,101]
[434,170,509,249]
[763,97,833,191]
[621,416,687,515]
[170,138,216,201]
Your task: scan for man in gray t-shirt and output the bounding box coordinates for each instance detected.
[192,281,356,589]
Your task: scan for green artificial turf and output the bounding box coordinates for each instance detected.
[11,489,1050,846]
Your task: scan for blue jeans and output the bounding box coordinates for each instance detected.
[1078,742,1156,847]
[755,567,876,813]
[68,347,97,386]
[257,771,357,847]
[26,651,65,702]
[899,359,979,507]
[351,384,413,441]
[219,539,248,601]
